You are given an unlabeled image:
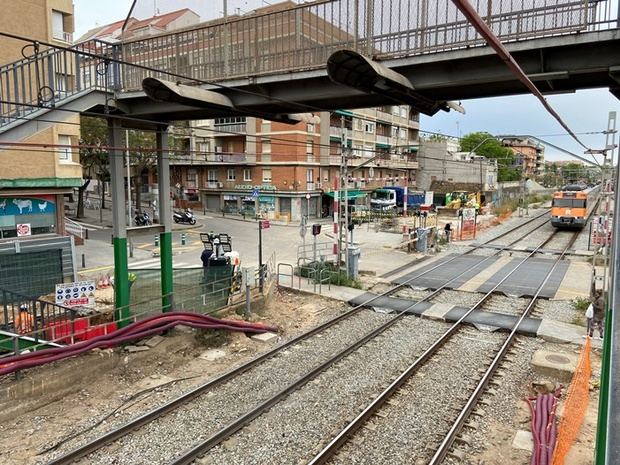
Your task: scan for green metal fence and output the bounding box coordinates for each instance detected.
[129,265,236,318]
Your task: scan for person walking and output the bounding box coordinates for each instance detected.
[585,300,594,338]
[444,222,452,243]
[591,290,605,339]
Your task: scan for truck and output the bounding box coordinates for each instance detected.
[370,189,397,210]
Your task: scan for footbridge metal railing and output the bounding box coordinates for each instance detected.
[118,0,618,89]
[0,0,618,130]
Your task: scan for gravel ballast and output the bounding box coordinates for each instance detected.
[42,310,395,465]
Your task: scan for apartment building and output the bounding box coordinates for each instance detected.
[168,106,419,221]
[501,137,545,178]
[0,0,80,239]
[81,7,420,222]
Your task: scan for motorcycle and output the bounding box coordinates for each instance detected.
[173,209,197,225]
[134,211,152,226]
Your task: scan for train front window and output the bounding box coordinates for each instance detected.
[573,199,586,208]
[552,198,586,208]
[552,198,573,207]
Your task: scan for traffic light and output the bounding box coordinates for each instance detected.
[347,222,354,232]
[312,224,322,236]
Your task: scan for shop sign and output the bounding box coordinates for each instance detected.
[234,184,276,191]
[55,280,96,308]
[16,223,31,236]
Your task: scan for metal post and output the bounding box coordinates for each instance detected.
[108,119,130,327]
[598,111,619,465]
[126,129,131,227]
[365,0,374,56]
[313,232,317,264]
[353,0,359,52]
[258,220,263,293]
[157,126,174,312]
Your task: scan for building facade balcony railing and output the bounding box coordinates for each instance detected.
[171,153,256,165]
[213,122,247,135]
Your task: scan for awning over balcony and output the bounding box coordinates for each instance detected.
[324,190,367,199]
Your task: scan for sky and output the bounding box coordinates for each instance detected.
[73,0,620,164]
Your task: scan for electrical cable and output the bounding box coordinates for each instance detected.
[450,0,595,156]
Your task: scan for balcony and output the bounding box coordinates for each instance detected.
[171,153,256,165]
[205,181,221,189]
[53,31,73,43]
[375,135,390,146]
[213,122,247,134]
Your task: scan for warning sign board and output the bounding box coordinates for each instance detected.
[55,280,96,308]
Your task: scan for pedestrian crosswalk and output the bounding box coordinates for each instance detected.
[128,258,199,269]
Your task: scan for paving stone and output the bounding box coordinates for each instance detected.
[200,349,227,361]
[138,335,165,348]
[250,332,278,343]
[125,345,150,353]
[512,430,534,452]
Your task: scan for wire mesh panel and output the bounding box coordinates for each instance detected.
[129,265,235,318]
[0,249,63,300]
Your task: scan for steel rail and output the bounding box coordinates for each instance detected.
[306,228,563,465]
[168,216,555,465]
[47,209,550,465]
[428,230,580,464]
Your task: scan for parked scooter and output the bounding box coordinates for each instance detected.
[173,208,197,225]
[134,210,152,226]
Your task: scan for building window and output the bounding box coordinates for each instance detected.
[52,10,72,42]
[261,121,271,133]
[400,128,407,139]
[207,170,217,183]
[355,119,363,131]
[392,106,399,116]
[365,122,375,134]
[262,169,272,183]
[198,141,210,154]
[57,135,72,162]
[186,169,197,188]
[306,140,314,162]
[307,123,315,133]
[391,126,398,138]
[243,169,252,181]
[400,107,407,118]
[262,140,271,153]
[227,169,236,181]
[306,169,314,190]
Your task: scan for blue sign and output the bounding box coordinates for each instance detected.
[251,189,259,199]
[0,197,56,216]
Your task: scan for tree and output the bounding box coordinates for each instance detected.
[460,132,518,182]
[79,116,110,220]
[560,162,586,184]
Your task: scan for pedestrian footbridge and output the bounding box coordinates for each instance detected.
[1,0,619,141]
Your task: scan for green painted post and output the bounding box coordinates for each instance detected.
[157,126,174,313]
[595,308,612,465]
[113,236,130,326]
[160,231,173,312]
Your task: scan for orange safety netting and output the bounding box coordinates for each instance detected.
[551,337,592,465]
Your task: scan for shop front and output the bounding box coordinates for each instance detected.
[0,194,60,239]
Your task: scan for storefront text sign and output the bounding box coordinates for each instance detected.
[234,184,276,191]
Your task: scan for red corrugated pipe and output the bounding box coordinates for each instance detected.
[0,312,278,376]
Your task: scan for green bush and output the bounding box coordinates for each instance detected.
[297,261,362,289]
[573,297,590,312]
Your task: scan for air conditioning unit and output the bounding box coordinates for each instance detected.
[217,182,224,188]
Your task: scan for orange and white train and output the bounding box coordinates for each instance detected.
[551,184,600,229]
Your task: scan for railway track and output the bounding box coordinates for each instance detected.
[43,210,553,465]
[306,229,580,465]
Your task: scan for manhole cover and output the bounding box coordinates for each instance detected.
[546,354,570,364]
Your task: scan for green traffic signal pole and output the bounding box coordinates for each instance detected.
[157,126,174,312]
[108,120,130,327]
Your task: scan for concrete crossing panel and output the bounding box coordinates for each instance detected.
[393,254,499,290]
[475,257,570,298]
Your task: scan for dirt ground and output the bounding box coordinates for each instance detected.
[469,349,602,465]
[0,288,349,465]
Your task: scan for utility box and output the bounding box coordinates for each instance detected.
[347,246,361,279]
[416,228,428,252]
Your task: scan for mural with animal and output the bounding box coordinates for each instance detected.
[13,199,33,214]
